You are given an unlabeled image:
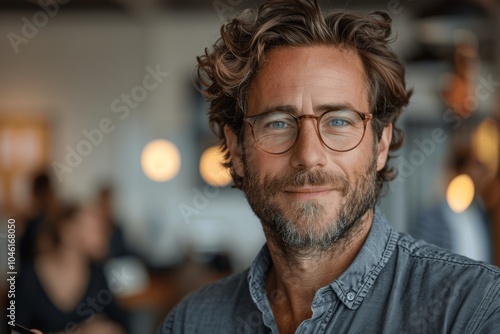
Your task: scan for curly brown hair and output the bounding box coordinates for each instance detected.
[197,0,412,195]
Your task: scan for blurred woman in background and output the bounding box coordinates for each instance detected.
[16,204,129,334]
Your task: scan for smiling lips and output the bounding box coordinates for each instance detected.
[284,187,334,199]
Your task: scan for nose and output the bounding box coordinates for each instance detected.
[289,117,327,170]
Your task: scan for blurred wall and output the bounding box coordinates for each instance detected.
[0,10,265,268]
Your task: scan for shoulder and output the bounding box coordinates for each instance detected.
[18,260,40,288]
[157,269,252,334]
[85,262,118,298]
[396,230,500,278]
[88,262,109,285]
[181,268,250,306]
[19,260,36,277]
[392,231,500,331]
[17,261,40,299]
[365,228,500,332]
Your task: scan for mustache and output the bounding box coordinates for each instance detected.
[264,170,349,196]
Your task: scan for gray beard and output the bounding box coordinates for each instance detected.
[242,152,378,254]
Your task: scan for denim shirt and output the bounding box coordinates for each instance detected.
[158,208,500,333]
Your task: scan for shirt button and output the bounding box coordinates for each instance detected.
[346,292,355,301]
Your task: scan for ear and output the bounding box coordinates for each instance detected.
[376,124,392,172]
[223,125,244,178]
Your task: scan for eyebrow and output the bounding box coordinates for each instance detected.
[258,103,361,115]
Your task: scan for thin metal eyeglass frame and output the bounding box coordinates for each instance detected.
[243,110,373,154]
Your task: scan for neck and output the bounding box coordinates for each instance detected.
[45,246,88,265]
[264,209,374,332]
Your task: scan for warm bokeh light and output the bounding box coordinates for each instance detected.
[199,145,231,187]
[446,174,475,213]
[141,140,180,182]
[472,118,499,178]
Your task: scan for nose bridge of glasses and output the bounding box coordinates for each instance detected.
[296,114,321,136]
[294,114,324,150]
[296,114,320,123]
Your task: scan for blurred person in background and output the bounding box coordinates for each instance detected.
[16,204,130,334]
[19,171,59,264]
[411,143,494,263]
[97,186,138,260]
[158,1,500,333]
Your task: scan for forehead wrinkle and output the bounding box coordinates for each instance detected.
[247,46,370,116]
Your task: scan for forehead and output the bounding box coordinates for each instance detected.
[247,45,369,115]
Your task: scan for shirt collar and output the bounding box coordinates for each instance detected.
[247,243,276,330]
[247,241,272,305]
[247,207,398,310]
[330,207,398,309]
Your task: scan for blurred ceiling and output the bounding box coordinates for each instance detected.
[0,0,128,12]
[0,0,496,61]
[0,0,496,14]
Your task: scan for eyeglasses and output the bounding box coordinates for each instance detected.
[244,109,372,154]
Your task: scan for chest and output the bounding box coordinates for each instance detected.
[235,287,471,334]
[36,261,90,312]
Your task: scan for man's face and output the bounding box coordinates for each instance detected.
[225,46,391,250]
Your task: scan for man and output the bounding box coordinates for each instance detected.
[158,1,500,333]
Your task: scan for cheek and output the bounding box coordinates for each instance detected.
[244,147,284,180]
[242,140,262,170]
[330,146,376,181]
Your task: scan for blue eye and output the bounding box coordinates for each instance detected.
[269,121,288,129]
[328,119,349,127]
[254,112,295,132]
